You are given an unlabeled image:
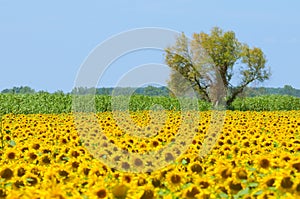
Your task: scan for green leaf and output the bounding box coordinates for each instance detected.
[62,156,69,161]
[157,189,170,196]
[8,140,16,146]
[219,192,229,198]
[268,187,277,191]
[81,195,89,199]
[226,154,233,159]
[233,195,239,199]
[181,182,192,189]
[181,159,188,165]
[253,190,263,196]
[237,187,250,196]
[66,192,72,196]
[4,182,13,188]
[248,167,256,172]
[26,178,34,182]
[257,173,267,178]
[248,182,259,187]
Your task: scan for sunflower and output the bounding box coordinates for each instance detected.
[225,178,244,195]
[68,160,80,171]
[0,167,14,180]
[194,174,215,190]
[111,184,129,199]
[139,189,155,199]
[136,175,148,187]
[13,179,25,189]
[183,186,201,199]
[274,171,295,193]
[255,189,277,199]
[239,193,255,199]
[234,168,248,180]
[262,175,276,188]
[31,142,41,150]
[150,139,160,148]
[217,166,232,181]
[26,150,38,163]
[280,176,294,189]
[279,151,292,163]
[4,148,19,161]
[188,162,203,174]
[165,171,185,191]
[292,161,300,173]
[22,173,39,187]
[120,173,134,185]
[256,155,272,170]
[95,188,108,199]
[131,156,145,169]
[288,174,300,196]
[39,154,52,165]
[150,173,162,188]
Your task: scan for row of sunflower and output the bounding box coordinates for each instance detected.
[1,111,300,198]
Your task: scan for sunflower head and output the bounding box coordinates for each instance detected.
[25,175,39,186]
[95,188,107,198]
[0,167,13,180]
[280,176,293,189]
[184,186,200,199]
[121,174,133,184]
[140,189,155,199]
[189,163,203,174]
[236,169,248,180]
[5,148,18,160]
[265,177,276,187]
[257,156,271,169]
[295,182,300,194]
[112,184,128,199]
[292,162,300,172]
[220,168,232,179]
[0,189,7,198]
[166,172,184,191]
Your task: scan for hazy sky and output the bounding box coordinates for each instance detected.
[1,1,300,92]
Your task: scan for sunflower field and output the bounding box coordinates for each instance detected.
[1,94,300,198]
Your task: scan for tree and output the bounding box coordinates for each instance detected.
[165,27,271,108]
[1,86,35,94]
[281,85,295,96]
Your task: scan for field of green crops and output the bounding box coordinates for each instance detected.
[1,93,300,115]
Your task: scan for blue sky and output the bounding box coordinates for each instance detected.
[1,0,300,92]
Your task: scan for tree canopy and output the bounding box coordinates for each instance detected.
[165,27,271,107]
[1,86,35,94]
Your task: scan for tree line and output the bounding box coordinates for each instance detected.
[2,85,300,98]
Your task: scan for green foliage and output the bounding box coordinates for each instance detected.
[165,27,271,107]
[0,93,71,114]
[1,86,35,94]
[0,93,299,118]
[0,93,212,115]
[232,95,300,111]
[243,85,300,97]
